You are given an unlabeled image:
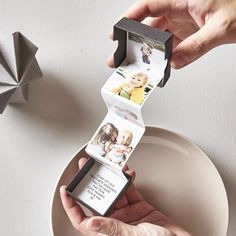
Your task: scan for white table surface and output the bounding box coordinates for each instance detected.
[0,0,235,235]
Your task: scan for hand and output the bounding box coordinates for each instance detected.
[107,0,236,69]
[60,157,191,236]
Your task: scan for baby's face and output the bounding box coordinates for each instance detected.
[116,133,127,145]
[129,76,144,87]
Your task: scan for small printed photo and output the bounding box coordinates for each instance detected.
[127,32,167,85]
[141,42,152,65]
[105,128,133,167]
[111,105,138,121]
[109,104,143,127]
[103,62,161,106]
[102,32,168,107]
[86,113,144,168]
[111,71,148,105]
[128,31,165,63]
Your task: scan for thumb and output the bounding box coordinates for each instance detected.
[171,20,222,69]
[86,216,139,236]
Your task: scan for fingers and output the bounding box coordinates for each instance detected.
[107,0,171,68]
[123,168,143,204]
[87,217,175,236]
[142,16,167,30]
[122,0,171,22]
[77,157,88,169]
[122,165,136,182]
[131,208,170,225]
[123,169,144,204]
[110,200,155,223]
[122,164,129,172]
[171,20,221,69]
[125,169,136,181]
[113,168,136,209]
[108,31,113,40]
[110,1,170,36]
[60,185,86,230]
[173,35,182,49]
[138,222,175,236]
[87,216,137,236]
[106,55,115,68]
[125,184,144,204]
[114,195,129,209]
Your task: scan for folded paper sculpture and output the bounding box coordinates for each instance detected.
[0,32,42,114]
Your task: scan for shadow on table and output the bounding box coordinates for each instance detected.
[9,71,92,135]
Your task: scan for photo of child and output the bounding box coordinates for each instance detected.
[125,31,167,86]
[141,43,152,64]
[111,72,148,105]
[105,130,133,166]
[86,111,144,169]
[87,123,118,156]
[102,31,167,107]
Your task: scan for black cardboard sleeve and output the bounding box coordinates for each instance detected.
[113,17,173,87]
[66,157,132,216]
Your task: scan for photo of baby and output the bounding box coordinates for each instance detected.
[102,31,167,107]
[88,122,133,167]
[126,31,167,85]
[105,129,133,166]
[111,72,148,105]
[141,42,152,64]
[86,112,143,169]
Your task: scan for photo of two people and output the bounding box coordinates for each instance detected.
[87,122,133,167]
[141,42,153,64]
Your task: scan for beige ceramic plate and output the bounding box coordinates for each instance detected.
[51,126,228,236]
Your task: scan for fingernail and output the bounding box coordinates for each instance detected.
[60,185,66,193]
[89,220,101,231]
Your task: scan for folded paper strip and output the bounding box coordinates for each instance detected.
[0,32,42,113]
[66,18,173,216]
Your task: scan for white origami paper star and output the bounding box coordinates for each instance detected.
[0,32,42,114]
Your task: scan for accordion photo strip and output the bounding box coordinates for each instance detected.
[66,18,173,216]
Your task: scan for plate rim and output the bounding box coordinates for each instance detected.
[50,125,229,236]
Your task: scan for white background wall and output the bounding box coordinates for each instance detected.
[0,0,235,235]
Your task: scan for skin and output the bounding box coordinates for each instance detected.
[103,132,118,153]
[121,76,145,95]
[116,133,126,145]
[60,158,191,236]
[130,75,145,87]
[61,1,236,234]
[107,0,236,69]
